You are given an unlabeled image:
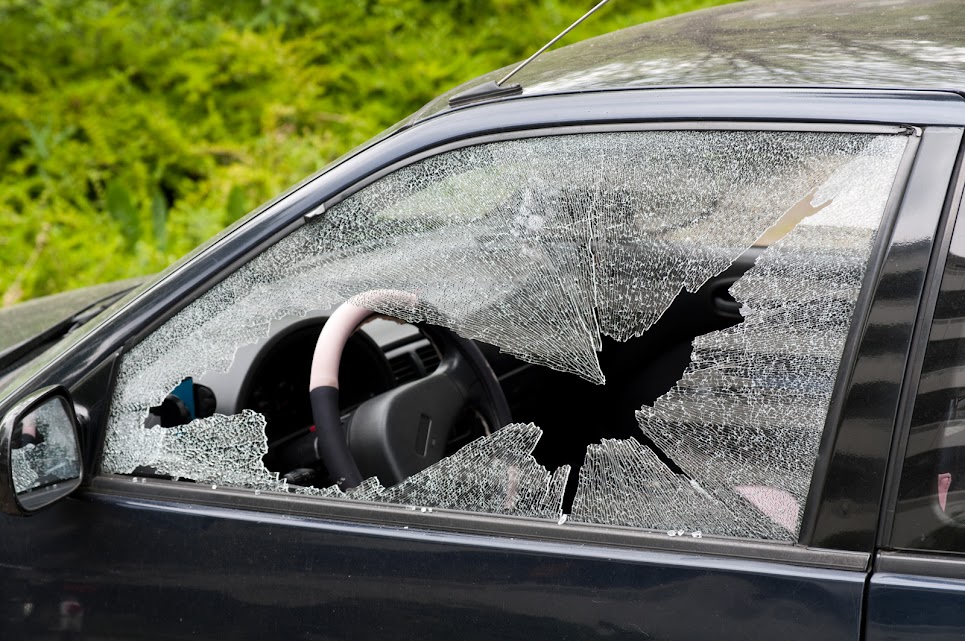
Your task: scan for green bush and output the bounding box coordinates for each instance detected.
[0,0,737,304]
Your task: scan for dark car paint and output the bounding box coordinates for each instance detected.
[867,574,965,641]
[8,491,869,641]
[861,168,965,641]
[7,0,965,629]
[0,87,962,639]
[868,554,965,641]
[413,0,965,122]
[0,279,147,392]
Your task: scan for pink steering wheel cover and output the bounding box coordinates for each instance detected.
[309,290,419,390]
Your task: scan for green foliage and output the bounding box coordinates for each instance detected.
[0,0,737,304]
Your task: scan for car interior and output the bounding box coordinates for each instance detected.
[144,249,760,511]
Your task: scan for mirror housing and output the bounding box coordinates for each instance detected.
[0,385,84,515]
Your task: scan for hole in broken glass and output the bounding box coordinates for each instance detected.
[102,131,908,539]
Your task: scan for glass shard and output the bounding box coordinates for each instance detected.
[572,438,760,536]
[103,410,288,491]
[10,449,39,494]
[103,131,908,539]
[298,422,568,519]
[308,132,891,383]
[571,136,907,539]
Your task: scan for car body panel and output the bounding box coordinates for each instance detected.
[0,278,146,355]
[867,575,965,641]
[3,485,868,641]
[413,0,965,122]
[868,554,965,641]
[864,161,965,641]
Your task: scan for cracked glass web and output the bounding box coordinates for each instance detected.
[570,135,907,539]
[298,423,568,519]
[103,130,907,534]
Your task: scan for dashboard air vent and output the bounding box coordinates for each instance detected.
[416,344,441,373]
[389,353,420,384]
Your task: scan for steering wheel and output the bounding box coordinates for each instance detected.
[307,295,511,490]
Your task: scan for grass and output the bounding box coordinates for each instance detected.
[0,0,738,305]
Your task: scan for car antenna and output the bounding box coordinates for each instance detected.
[448,0,612,107]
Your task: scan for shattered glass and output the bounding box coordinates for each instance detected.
[10,450,37,494]
[103,130,907,535]
[571,136,907,539]
[104,410,286,491]
[304,131,895,383]
[572,438,740,535]
[298,423,568,519]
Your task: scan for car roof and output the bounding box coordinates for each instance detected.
[410,0,965,122]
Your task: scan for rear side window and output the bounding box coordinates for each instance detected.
[103,129,908,542]
[893,227,965,552]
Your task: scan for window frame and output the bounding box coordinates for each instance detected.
[801,126,963,552]
[99,122,913,553]
[96,122,920,566]
[879,131,965,556]
[2,88,959,570]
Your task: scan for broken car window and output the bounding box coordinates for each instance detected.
[571,141,903,538]
[103,130,907,541]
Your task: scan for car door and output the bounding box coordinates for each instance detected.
[1,90,961,641]
[867,149,965,641]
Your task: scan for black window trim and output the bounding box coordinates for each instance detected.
[877,130,965,554]
[88,120,923,570]
[876,549,965,579]
[92,474,870,572]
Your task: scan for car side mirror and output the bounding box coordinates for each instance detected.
[0,386,83,515]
